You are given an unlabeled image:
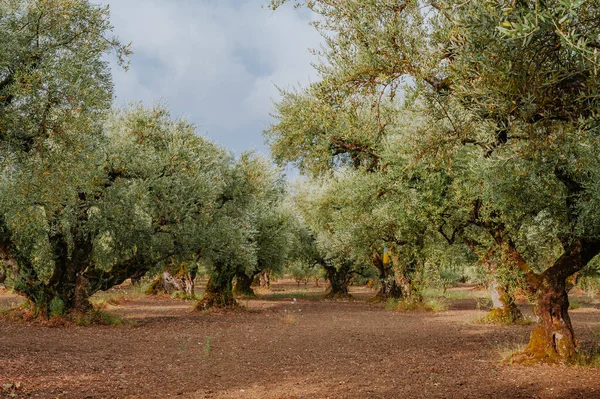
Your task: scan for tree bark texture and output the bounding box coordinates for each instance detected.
[369,251,402,302]
[324,263,352,299]
[483,280,523,324]
[195,272,237,310]
[233,271,255,296]
[507,239,600,363]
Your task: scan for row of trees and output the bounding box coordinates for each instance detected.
[0,0,299,316]
[267,0,600,364]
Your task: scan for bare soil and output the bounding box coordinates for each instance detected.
[1,281,600,399]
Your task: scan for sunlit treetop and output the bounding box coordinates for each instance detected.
[0,0,130,154]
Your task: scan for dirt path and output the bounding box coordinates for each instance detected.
[1,285,599,399]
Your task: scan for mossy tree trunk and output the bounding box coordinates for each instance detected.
[323,261,352,299]
[195,270,237,310]
[478,243,523,324]
[146,265,196,297]
[484,279,523,323]
[22,235,97,316]
[508,239,600,363]
[522,274,576,362]
[389,246,423,303]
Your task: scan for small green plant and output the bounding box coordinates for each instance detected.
[475,311,533,326]
[496,342,527,363]
[133,281,153,295]
[171,291,197,301]
[569,299,583,310]
[48,297,65,318]
[444,291,469,300]
[386,297,446,312]
[91,292,127,308]
[73,310,124,326]
[426,298,448,312]
[385,298,401,311]
[421,288,443,298]
[575,345,600,366]
[574,329,600,366]
[204,336,212,358]
[266,292,318,300]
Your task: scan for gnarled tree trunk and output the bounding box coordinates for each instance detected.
[389,246,423,303]
[146,265,196,297]
[521,274,576,362]
[509,239,600,363]
[233,271,256,296]
[483,279,523,324]
[195,272,237,310]
[324,262,352,299]
[259,270,270,289]
[369,251,402,302]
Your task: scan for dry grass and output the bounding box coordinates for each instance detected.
[281,312,296,325]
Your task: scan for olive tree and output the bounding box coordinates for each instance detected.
[270,0,600,362]
[233,186,295,297]
[195,155,291,309]
[1,104,226,315]
[0,0,129,315]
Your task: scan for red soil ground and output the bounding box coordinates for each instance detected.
[1,280,599,399]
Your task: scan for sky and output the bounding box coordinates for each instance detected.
[100,0,322,158]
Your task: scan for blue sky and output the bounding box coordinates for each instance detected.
[101,0,322,158]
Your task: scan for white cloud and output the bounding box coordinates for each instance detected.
[101,0,322,155]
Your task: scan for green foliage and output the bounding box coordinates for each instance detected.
[73,309,124,326]
[0,0,130,152]
[268,1,600,335]
[287,260,321,286]
[2,101,233,313]
[386,297,447,312]
[204,335,212,358]
[171,291,197,301]
[48,297,65,318]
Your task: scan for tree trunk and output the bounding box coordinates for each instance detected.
[146,266,195,297]
[73,275,93,313]
[7,224,149,319]
[146,271,182,294]
[182,270,195,296]
[233,271,255,296]
[510,239,600,363]
[195,274,237,310]
[369,252,402,302]
[483,279,523,324]
[324,263,352,299]
[259,271,270,289]
[389,248,423,302]
[516,274,576,363]
[163,271,183,293]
